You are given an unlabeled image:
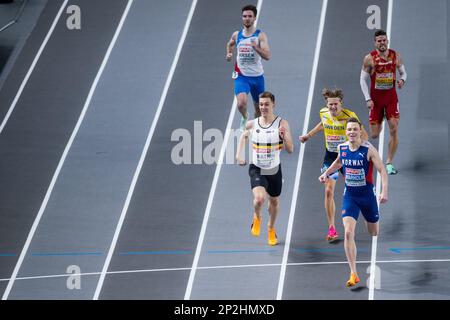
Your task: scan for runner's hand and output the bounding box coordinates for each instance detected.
[397,79,405,89]
[378,192,388,204]
[279,126,286,140]
[318,173,328,184]
[236,157,246,166]
[226,52,233,61]
[366,99,374,110]
[299,134,309,143]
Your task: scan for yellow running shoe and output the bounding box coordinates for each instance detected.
[251,215,261,237]
[346,272,360,287]
[268,227,278,246]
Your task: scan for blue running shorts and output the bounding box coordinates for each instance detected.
[341,189,379,223]
[234,74,265,103]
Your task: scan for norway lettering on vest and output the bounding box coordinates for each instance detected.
[339,142,374,194]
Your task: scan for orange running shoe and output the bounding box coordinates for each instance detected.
[268,227,278,246]
[251,215,261,237]
[346,272,360,287]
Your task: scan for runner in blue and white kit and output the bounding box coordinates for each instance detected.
[319,118,388,288]
[226,4,271,131]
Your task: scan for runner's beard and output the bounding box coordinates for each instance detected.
[243,21,253,28]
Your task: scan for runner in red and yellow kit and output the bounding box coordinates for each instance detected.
[360,29,407,175]
[300,88,368,242]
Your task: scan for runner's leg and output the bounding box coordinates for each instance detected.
[343,216,358,275]
[386,117,399,164]
[267,196,279,229]
[252,186,266,219]
[324,179,337,228]
[237,92,249,119]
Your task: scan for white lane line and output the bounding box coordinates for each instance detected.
[276,0,328,300]
[92,0,199,300]
[368,0,393,301]
[2,257,450,283]
[183,0,264,301]
[0,0,68,135]
[1,0,134,300]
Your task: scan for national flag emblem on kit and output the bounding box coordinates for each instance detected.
[342,152,346,157]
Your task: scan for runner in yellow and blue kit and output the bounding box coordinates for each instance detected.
[300,88,368,243]
[319,118,388,288]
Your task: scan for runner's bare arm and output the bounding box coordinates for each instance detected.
[279,119,293,153]
[361,126,369,141]
[362,54,373,73]
[368,143,388,203]
[252,31,271,60]
[236,120,254,165]
[226,31,238,61]
[299,121,323,143]
[319,148,342,183]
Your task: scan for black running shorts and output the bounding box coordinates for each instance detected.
[248,164,282,197]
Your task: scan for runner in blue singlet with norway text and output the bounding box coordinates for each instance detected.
[319,118,388,288]
[340,140,378,223]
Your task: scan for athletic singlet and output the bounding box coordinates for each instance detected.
[251,116,283,169]
[370,49,397,91]
[339,141,374,196]
[320,107,360,153]
[235,29,264,77]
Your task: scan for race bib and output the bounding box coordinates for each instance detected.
[326,135,347,153]
[375,72,394,89]
[345,168,367,187]
[255,148,275,168]
[238,45,256,64]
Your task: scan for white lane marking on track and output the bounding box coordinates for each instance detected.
[276,0,328,300]
[183,0,264,301]
[92,0,199,300]
[0,0,69,134]
[2,258,450,283]
[1,0,134,300]
[369,0,392,301]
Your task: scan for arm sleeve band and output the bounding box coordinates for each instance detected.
[398,64,407,82]
[360,69,371,101]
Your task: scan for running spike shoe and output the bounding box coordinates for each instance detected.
[386,163,398,175]
[268,227,278,246]
[251,215,261,237]
[346,272,361,287]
